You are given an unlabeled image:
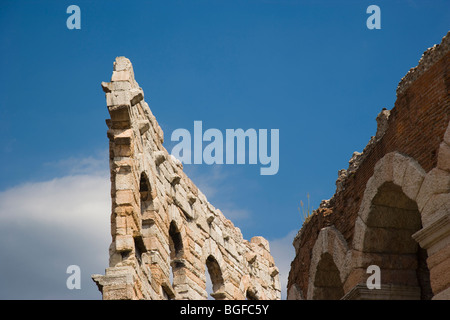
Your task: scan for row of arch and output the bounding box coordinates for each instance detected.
[304,145,450,300]
[137,171,257,300]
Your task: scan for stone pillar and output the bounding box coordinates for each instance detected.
[413,215,450,299]
[413,123,450,299]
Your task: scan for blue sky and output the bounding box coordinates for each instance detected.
[0,0,449,299]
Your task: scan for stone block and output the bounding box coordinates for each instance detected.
[114,57,133,72]
[137,120,150,135]
[154,151,166,165]
[111,70,131,82]
[130,88,144,105]
[114,170,135,190]
[115,190,136,206]
[429,255,450,294]
[427,243,450,269]
[373,152,394,184]
[115,235,134,252]
[421,193,450,227]
[169,173,181,185]
[106,91,130,107]
[402,159,426,202]
[432,286,450,300]
[269,266,279,277]
[392,153,409,186]
[114,215,127,236]
[352,217,368,252]
[251,236,270,252]
[112,81,132,91]
[416,168,450,212]
[173,193,194,220]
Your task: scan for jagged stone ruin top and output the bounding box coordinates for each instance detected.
[397,31,449,96]
[92,56,281,300]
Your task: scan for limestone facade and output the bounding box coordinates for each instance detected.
[92,57,281,300]
[288,31,450,300]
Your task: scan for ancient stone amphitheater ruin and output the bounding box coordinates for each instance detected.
[91,56,281,300]
[287,31,450,300]
[93,30,449,300]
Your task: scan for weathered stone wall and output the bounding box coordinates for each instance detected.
[92,57,281,300]
[288,31,450,300]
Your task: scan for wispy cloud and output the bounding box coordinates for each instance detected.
[42,150,109,176]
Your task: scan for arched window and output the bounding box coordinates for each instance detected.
[246,289,258,300]
[362,182,432,299]
[169,221,183,258]
[169,221,185,295]
[312,252,344,300]
[139,173,151,215]
[205,255,225,300]
[133,236,146,266]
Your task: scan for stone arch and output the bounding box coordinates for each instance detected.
[245,288,258,300]
[353,152,427,252]
[169,220,183,258]
[352,152,435,299]
[139,171,156,215]
[307,226,349,300]
[168,203,183,230]
[139,172,151,201]
[203,238,227,299]
[205,255,225,299]
[168,220,186,296]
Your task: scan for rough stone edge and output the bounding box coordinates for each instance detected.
[396,30,450,96]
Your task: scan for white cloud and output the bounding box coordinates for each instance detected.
[0,165,110,299]
[268,230,297,300]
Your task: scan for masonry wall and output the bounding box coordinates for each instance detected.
[92,57,281,300]
[288,31,450,300]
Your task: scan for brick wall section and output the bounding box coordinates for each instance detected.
[288,32,450,298]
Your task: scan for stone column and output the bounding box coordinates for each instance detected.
[413,215,450,299]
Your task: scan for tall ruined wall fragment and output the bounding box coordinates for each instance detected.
[288,31,450,300]
[92,57,281,300]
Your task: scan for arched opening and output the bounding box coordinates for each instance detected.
[169,221,183,258]
[133,236,146,266]
[169,220,185,293]
[362,182,432,299]
[246,289,258,300]
[205,255,225,300]
[139,172,152,215]
[312,252,345,300]
[161,284,175,300]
